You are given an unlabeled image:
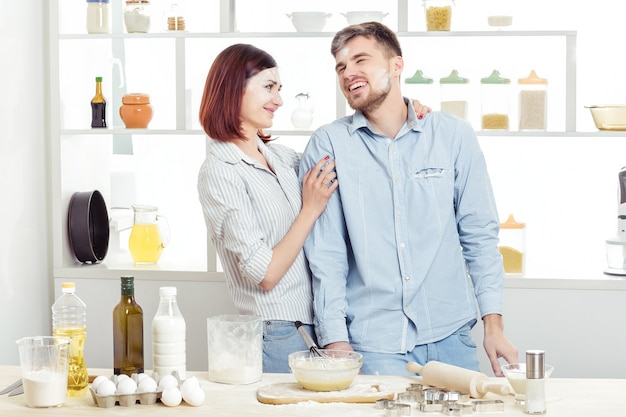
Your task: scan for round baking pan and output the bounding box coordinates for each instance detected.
[68,190,110,263]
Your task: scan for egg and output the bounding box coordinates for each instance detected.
[116,377,138,395]
[96,379,117,396]
[180,377,205,406]
[160,386,182,407]
[182,387,205,407]
[158,374,179,390]
[136,376,158,393]
[91,375,109,392]
[133,373,149,383]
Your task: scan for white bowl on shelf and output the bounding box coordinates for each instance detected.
[286,12,331,32]
[342,11,388,25]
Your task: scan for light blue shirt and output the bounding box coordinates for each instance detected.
[299,100,504,353]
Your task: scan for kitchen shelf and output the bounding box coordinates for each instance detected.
[48,0,586,281]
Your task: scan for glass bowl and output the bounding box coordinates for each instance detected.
[502,363,554,404]
[288,350,362,392]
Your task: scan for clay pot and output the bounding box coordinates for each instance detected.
[120,93,153,128]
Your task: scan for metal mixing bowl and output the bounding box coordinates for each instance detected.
[288,350,362,391]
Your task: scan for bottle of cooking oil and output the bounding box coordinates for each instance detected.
[113,276,144,376]
[51,282,88,396]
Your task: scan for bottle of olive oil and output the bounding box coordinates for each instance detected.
[90,76,107,128]
[113,276,144,376]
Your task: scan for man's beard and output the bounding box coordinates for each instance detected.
[347,87,389,114]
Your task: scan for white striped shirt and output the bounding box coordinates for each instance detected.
[197,137,314,323]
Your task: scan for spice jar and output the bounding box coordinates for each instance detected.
[423,0,454,31]
[120,93,153,128]
[498,214,526,276]
[518,70,548,131]
[86,0,111,34]
[405,70,438,112]
[439,69,469,121]
[124,0,151,33]
[480,69,511,130]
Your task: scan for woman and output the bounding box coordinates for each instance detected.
[197,44,337,372]
[197,43,430,372]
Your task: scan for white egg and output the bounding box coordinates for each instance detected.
[160,386,182,407]
[96,379,117,396]
[182,387,205,407]
[112,374,129,385]
[158,374,179,390]
[116,377,138,395]
[136,376,158,393]
[132,373,149,383]
[91,375,109,392]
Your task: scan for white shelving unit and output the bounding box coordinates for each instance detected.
[48,0,603,283]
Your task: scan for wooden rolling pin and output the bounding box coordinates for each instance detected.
[406,361,510,398]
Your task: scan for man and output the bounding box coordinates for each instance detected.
[298,22,518,376]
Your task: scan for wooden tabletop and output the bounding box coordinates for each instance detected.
[1,366,625,416]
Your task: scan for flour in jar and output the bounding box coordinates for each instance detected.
[23,370,67,408]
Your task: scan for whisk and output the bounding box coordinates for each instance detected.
[294,321,330,358]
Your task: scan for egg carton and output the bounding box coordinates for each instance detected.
[89,387,162,408]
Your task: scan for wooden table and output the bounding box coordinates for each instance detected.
[1,366,625,416]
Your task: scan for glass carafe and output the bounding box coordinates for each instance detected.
[128,205,170,264]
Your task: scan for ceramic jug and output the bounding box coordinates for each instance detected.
[128,205,170,264]
[290,93,314,129]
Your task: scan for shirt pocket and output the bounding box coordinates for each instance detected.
[410,163,454,209]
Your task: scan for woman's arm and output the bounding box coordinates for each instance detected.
[259,156,338,290]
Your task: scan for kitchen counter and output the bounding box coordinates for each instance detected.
[1,366,625,416]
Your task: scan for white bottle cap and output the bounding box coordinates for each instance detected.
[159,286,177,297]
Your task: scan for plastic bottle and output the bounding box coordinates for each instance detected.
[152,286,187,379]
[91,76,107,128]
[113,276,144,376]
[51,282,88,396]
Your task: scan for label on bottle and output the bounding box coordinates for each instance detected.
[91,102,107,128]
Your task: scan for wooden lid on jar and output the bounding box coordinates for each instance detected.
[122,93,150,104]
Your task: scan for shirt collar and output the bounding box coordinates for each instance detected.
[348,97,425,137]
[208,136,267,167]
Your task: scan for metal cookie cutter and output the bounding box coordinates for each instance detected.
[385,401,412,417]
[472,399,505,412]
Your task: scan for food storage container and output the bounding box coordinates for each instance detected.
[422,0,454,31]
[405,70,438,112]
[439,69,469,121]
[86,0,111,34]
[480,69,511,130]
[518,70,548,131]
[120,93,153,128]
[124,0,151,33]
[498,214,526,276]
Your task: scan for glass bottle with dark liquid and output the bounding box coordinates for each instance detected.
[113,276,144,376]
[91,76,107,128]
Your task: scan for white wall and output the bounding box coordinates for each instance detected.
[0,0,51,365]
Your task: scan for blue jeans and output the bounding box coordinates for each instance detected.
[358,321,480,375]
[262,320,316,373]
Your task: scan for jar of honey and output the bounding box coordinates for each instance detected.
[498,214,526,276]
[120,93,153,128]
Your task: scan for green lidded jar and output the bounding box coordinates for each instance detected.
[439,69,469,121]
[480,69,511,130]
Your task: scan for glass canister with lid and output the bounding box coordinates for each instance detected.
[439,69,470,121]
[422,0,455,31]
[518,70,548,131]
[480,69,511,130]
[86,0,111,34]
[498,214,526,276]
[404,70,438,112]
[124,0,151,33]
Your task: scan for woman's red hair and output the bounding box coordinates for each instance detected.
[199,43,277,141]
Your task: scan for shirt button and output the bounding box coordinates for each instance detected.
[400,242,406,248]
[404,276,410,281]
